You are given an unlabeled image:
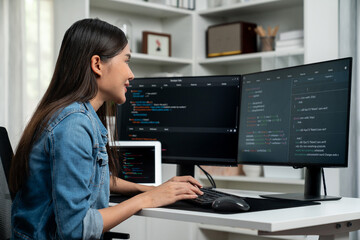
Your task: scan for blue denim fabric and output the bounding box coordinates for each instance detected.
[11,102,109,240]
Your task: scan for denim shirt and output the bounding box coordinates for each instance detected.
[11,102,109,240]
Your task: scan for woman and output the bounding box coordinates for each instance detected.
[9,18,202,239]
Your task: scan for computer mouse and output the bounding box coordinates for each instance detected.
[212,196,250,212]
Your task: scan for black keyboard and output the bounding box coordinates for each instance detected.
[188,188,240,207]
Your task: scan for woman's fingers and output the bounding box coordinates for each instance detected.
[175,182,199,195]
[143,181,202,208]
[168,175,203,188]
[169,176,204,195]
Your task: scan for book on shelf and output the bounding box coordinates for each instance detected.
[276,38,304,51]
[165,0,196,10]
[279,29,304,41]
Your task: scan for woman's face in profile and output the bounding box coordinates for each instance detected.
[97,44,134,104]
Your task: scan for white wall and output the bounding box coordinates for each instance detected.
[304,0,339,63]
[304,0,340,196]
[0,0,9,130]
[53,0,88,58]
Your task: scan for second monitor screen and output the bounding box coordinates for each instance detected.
[117,75,240,165]
[238,58,352,167]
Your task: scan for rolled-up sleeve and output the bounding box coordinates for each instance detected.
[49,113,103,239]
[83,208,103,239]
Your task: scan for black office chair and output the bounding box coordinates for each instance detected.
[0,127,13,240]
[0,126,129,240]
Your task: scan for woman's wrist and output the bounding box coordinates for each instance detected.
[134,191,154,209]
[136,184,155,193]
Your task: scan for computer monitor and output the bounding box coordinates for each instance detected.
[238,57,352,201]
[109,141,162,186]
[117,75,241,176]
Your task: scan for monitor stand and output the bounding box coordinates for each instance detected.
[261,167,341,201]
[176,164,195,177]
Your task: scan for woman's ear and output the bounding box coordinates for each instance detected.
[91,55,102,77]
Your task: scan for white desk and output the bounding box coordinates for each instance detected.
[111,190,360,240]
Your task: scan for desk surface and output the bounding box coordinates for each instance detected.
[110,189,360,233]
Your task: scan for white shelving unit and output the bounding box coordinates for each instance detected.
[53,0,339,239]
[130,52,193,65]
[89,0,194,77]
[194,0,304,76]
[198,48,304,65]
[89,0,191,17]
[54,0,195,77]
[54,0,306,77]
[198,0,302,16]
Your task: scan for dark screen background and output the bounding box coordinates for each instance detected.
[117,76,240,165]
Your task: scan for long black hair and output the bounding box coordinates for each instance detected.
[9,18,127,194]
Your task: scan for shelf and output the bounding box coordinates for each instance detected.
[131,53,193,65]
[198,48,304,66]
[198,224,307,240]
[90,0,193,18]
[198,175,304,186]
[199,0,303,17]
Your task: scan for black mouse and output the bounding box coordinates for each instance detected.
[212,196,250,212]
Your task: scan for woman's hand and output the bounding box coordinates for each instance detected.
[139,175,203,208]
[166,175,203,188]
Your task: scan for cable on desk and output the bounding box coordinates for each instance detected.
[197,165,216,189]
[321,168,327,196]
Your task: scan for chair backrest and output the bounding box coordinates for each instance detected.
[0,127,13,197]
[0,126,14,239]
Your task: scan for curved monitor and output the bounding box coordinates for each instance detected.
[238,57,352,201]
[117,75,241,176]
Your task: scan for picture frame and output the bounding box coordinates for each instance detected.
[142,31,171,57]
